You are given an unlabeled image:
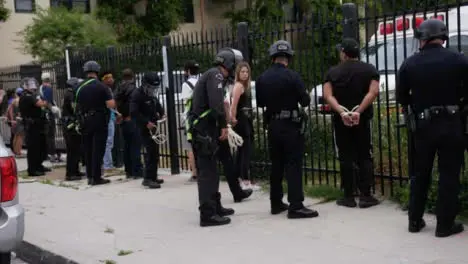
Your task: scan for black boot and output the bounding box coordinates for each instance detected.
[358,195,380,208]
[215,192,234,216]
[142,179,161,189]
[408,218,426,233]
[234,189,253,203]
[288,207,319,219]
[271,202,289,215]
[436,221,464,238]
[199,203,231,227]
[336,197,357,208]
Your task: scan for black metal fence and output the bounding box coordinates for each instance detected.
[2,1,468,195]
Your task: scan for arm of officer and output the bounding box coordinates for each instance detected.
[255,76,266,108]
[35,97,47,108]
[355,67,380,114]
[396,61,411,106]
[207,72,227,128]
[295,73,311,107]
[130,90,149,125]
[155,98,165,118]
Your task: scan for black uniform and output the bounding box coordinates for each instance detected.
[129,84,164,188]
[324,60,379,206]
[116,80,143,178]
[61,84,84,180]
[397,43,468,236]
[18,89,48,176]
[256,62,316,218]
[76,78,112,185]
[190,67,235,225]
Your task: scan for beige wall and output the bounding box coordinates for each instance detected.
[0,0,97,68]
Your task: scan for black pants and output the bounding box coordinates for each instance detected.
[112,123,124,167]
[25,124,46,174]
[218,140,245,199]
[193,125,220,216]
[140,126,159,181]
[63,127,82,176]
[46,117,58,156]
[268,119,305,210]
[82,115,108,181]
[334,118,373,197]
[122,119,142,177]
[409,117,464,228]
[233,115,253,181]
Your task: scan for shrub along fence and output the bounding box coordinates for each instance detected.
[2,2,468,204]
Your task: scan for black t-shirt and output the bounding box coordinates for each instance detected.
[324,60,379,120]
[19,91,42,119]
[76,78,112,113]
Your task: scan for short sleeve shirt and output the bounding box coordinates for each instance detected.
[76,78,112,113]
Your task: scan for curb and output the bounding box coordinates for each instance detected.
[15,241,79,264]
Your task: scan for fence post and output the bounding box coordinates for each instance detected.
[236,22,250,62]
[341,3,359,40]
[162,36,180,175]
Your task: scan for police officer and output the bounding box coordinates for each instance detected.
[256,40,318,219]
[19,77,50,176]
[129,72,165,189]
[61,77,85,181]
[322,38,381,209]
[76,61,114,186]
[188,48,241,227]
[396,19,468,237]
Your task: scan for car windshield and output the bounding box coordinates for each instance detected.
[360,37,416,73]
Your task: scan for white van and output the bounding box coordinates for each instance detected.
[311,6,468,114]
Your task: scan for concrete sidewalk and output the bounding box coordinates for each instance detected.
[15,166,468,264]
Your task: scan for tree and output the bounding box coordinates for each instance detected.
[96,0,184,43]
[18,7,117,62]
[0,0,10,22]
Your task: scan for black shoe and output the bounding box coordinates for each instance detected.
[142,179,161,189]
[88,178,111,186]
[217,205,235,217]
[76,172,86,177]
[336,197,357,208]
[271,202,289,215]
[65,175,82,181]
[234,189,253,203]
[435,221,464,238]
[358,195,380,208]
[39,166,52,172]
[155,178,164,184]
[200,215,231,227]
[408,219,426,233]
[28,171,45,177]
[287,207,319,219]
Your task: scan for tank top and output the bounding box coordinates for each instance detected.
[236,89,251,119]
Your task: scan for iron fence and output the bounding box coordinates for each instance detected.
[2,1,468,195]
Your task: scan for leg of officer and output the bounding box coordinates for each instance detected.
[93,125,108,180]
[408,130,436,232]
[83,128,94,181]
[140,128,162,188]
[122,120,133,177]
[26,124,42,176]
[268,121,287,214]
[356,120,379,208]
[334,119,357,207]
[217,140,252,203]
[434,119,464,237]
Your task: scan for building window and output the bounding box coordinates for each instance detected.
[50,0,90,13]
[15,0,35,13]
[183,0,194,23]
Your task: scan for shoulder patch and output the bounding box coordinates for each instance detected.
[215,73,224,81]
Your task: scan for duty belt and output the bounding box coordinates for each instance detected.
[417,105,459,120]
[271,110,300,122]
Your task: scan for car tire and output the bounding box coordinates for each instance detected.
[0,252,11,264]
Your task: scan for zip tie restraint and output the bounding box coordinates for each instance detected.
[227,124,244,155]
[339,105,360,116]
[149,118,168,145]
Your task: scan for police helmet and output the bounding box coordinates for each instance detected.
[21,77,38,90]
[142,72,161,87]
[83,60,101,73]
[268,40,294,58]
[214,48,244,72]
[415,19,448,41]
[66,77,81,88]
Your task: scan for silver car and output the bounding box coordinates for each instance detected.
[0,136,25,264]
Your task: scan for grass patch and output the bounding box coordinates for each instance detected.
[117,249,133,256]
[304,185,343,203]
[100,260,116,264]
[58,182,79,190]
[18,171,30,179]
[40,178,54,185]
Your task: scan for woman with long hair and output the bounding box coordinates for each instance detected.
[230,62,260,191]
[7,88,25,157]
